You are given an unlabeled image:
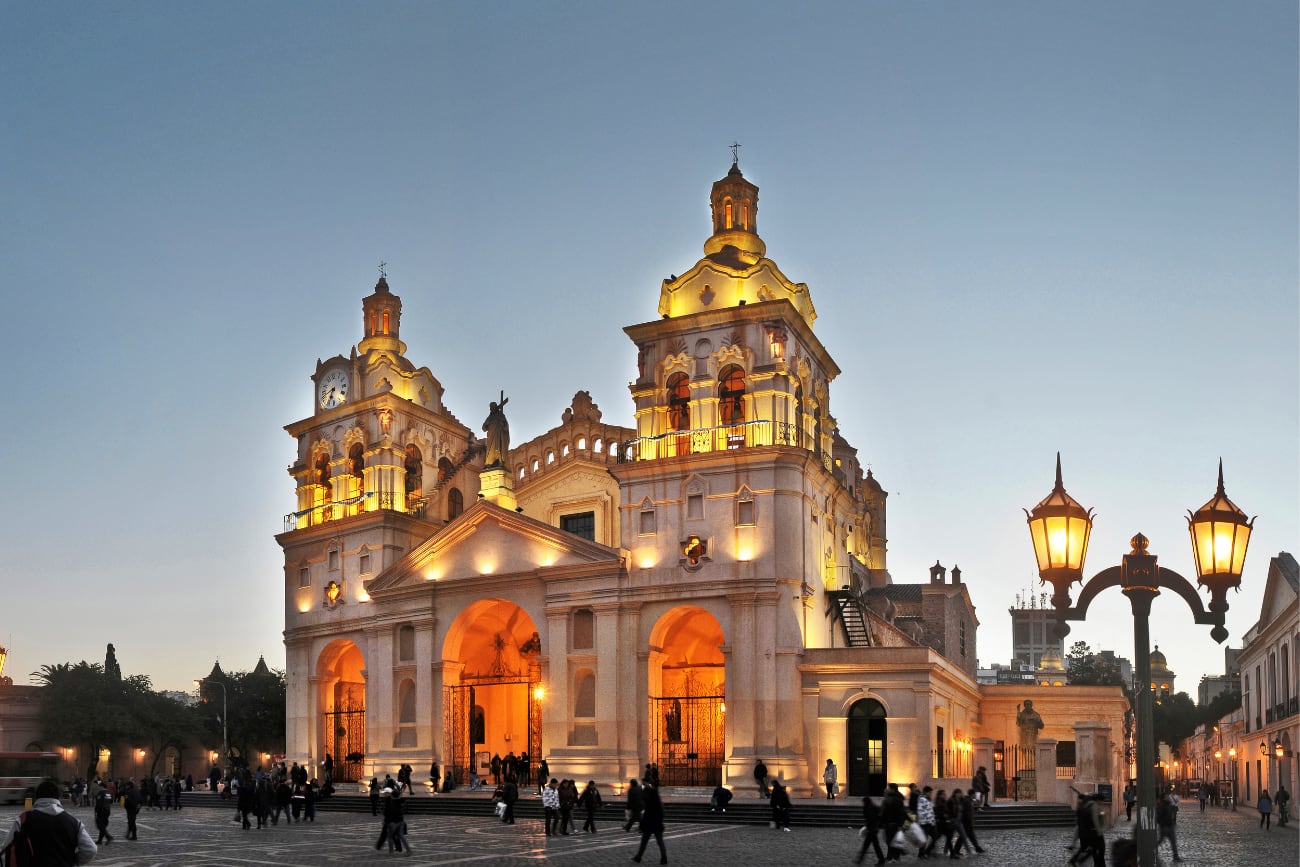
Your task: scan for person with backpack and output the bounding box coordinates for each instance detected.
[578,780,602,833]
[91,781,113,845]
[1,780,97,865]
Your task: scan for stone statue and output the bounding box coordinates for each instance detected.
[1017,699,1044,749]
[482,392,510,468]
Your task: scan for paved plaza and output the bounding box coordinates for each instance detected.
[12,798,1294,866]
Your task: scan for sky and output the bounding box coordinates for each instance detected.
[2,2,1296,695]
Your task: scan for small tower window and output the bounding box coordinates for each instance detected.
[594,438,603,453]
[667,373,691,431]
[447,487,464,520]
[437,457,454,485]
[404,444,422,494]
[743,203,749,230]
[382,308,391,335]
[719,365,746,426]
[724,198,734,229]
[315,453,331,489]
[349,443,365,478]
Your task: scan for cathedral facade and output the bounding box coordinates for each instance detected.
[278,162,985,796]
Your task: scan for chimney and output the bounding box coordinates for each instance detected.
[951,565,962,584]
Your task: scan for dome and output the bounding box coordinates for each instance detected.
[1149,646,1169,671]
[1039,648,1065,671]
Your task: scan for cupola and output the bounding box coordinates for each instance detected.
[704,159,766,267]
[358,273,407,356]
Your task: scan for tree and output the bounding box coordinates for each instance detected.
[1065,641,1127,688]
[1153,691,1199,752]
[35,661,152,779]
[198,667,286,770]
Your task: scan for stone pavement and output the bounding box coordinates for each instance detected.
[10,798,1293,866]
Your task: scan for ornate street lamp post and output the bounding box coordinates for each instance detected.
[1025,456,1253,867]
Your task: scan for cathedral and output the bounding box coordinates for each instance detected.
[277,160,997,797]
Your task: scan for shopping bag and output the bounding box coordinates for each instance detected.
[494,801,506,818]
[891,830,906,848]
[906,822,928,847]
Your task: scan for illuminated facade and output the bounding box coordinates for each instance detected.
[279,162,991,796]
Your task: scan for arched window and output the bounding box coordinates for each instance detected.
[577,437,587,450]
[594,438,603,453]
[382,308,391,335]
[667,373,691,431]
[315,453,331,490]
[718,365,746,426]
[404,444,422,494]
[723,197,734,229]
[546,450,555,465]
[349,443,365,478]
[562,443,570,457]
[1283,644,1291,702]
[574,670,596,718]
[437,457,454,485]
[447,487,464,520]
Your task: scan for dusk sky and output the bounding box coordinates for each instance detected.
[3,2,1296,695]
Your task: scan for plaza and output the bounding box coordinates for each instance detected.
[22,794,1294,866]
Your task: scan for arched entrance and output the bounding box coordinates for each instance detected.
[649,607,725,787]
[442,600,543,787]
[847,698,887,797]
[318,639,366,782]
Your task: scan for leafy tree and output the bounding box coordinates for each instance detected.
[1065,641,1127,687]
[198,667,286,769]
[1153,691,1199,752]
[35,661,152,779]
[135,689,202,777]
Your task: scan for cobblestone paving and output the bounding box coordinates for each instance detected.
[12,800,1294,866]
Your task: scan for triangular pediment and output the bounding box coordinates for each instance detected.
[364,500,621,595]
[1255,551,1299,626]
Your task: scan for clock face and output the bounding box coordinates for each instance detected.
[318,369,349,409]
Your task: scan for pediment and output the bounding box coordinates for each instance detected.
[364,500,621,595]
[1255,552,1299,625]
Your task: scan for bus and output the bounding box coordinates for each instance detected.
[0,752,59,804]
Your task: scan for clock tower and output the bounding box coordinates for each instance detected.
[278,272,483,762]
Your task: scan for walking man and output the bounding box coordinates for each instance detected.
[853,793,885,865]
[623,778,644,831]
[1156,790,1184,861]
[92,780,114,845]
[632,784,667,864]
[1275,783,1290,826]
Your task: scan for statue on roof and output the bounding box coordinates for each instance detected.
[483,391,510,469]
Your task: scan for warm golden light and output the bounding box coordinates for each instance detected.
[637,549,658,570]
[1276,741,1285,758]
[1187,461,1253,584]
[1229,747,1236,759]
[532,686,546,702]
[1025,454,1093,582]
[1214,749,1222,760]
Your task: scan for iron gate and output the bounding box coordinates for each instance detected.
[444,677,541,787]
[324,708,366,782]
[649,694,724,787]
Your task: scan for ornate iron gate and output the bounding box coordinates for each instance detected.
[324,708,366,782]
[444,677,541,787]
[649,693,724,787]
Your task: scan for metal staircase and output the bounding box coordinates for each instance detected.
[827,590,872,647]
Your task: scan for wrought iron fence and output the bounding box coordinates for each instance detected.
[618,420,800,463]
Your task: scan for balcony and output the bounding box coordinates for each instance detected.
[283,491,419,532]
[618,419,815,464]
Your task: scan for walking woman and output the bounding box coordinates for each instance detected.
[1257,789,1273,830]
[632,784,667,864]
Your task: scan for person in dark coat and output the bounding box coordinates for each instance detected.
[578,780,602,833]
[502,777,519,825]
[368,777,380,816]
[274,778,292,825]
[881,783,905,861]
[770,780,792,831]
[961,788,985,854]
[624,778,644,831]
[92,780,114,845]
[238,774,257,829]
[122,780,141,840]
[491,753,502,785]
[632,784,667,864]
[854,794,885,865]
[255,778,272,828]
[710,785,733,813]
[385,788,410,853]
[753,759,769,797]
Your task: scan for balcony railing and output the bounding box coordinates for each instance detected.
[283,490,419,532]
[617,419,803,463]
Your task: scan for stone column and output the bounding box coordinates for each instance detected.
[1035,738,1058,803]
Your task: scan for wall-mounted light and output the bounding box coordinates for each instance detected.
[1275,739,1285,759]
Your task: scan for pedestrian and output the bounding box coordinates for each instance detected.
[1122,783,1136,821]
[1070,792,1106,866]
[90,780,114,846]
[824,758,839,799]
[429,761,439,794]
[559,779,578,834]
[238,774,257,830]
[123,780,141,840]
[209,765,222,796]
[961,788,985,855]
[753,757,769,798]
[538,759,550,794]
[932,789,951,857]
[542,778,560,836]
[502,776,519,825]
[491,753,502,786]
[770,779,792,831]
[385,788,410,853]
[973,766,991,808]
[624,778,644,831]
[1275,784,1290,826]
[369,777,380,816]
[578,780,602,833]
[1197,783,1209,811]
[0,780,98,864]
[631,784,667,864]
[917,786,936,856]
[275,777,292,825]
[1257,788,1273,830]
[853,793,885,865]
[710,784,733,813]
[881,783,906,860]
[373,786,399,852]
[256,778,272,829]
[1156,790,1183,861]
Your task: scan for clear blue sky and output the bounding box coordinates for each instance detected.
[3,2,1295,694]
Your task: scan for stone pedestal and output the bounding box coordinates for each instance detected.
[478,466,517,511]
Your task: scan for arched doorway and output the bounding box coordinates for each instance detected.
[649,607,725,787]
[442,600,543,788]
[847,698,887,797]
[318,640,366,782]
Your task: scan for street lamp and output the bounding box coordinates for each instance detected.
[195,678,229,784]
[1025,456,1253,867]
[1228,746,1237,810]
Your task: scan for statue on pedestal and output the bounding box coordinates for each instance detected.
[483,392,510,468]
[1017,699,1044,749]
